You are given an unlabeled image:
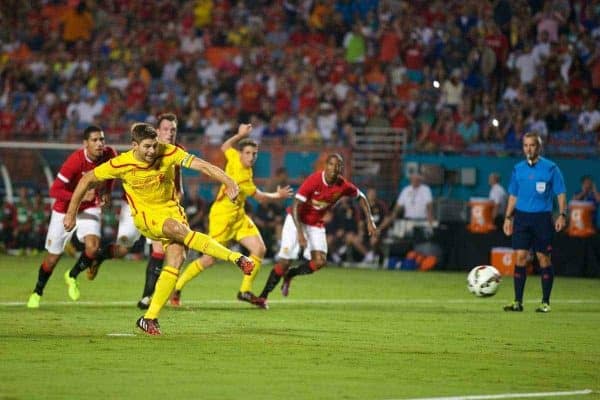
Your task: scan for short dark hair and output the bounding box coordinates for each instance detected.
[83,125,103,140]
[130,123,157,143]
[156,113,177,127]
[581,175,592,183]
[238,138,258,150]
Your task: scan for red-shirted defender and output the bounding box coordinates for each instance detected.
[26,125,117,308]
[258,153,378,305]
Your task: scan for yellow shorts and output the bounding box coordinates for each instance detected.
[133,204,189,247]
[209,212,260,245]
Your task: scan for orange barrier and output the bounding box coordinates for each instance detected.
[490,247,515,276]
[467,197,496,233]
[490,247,535,276]
[567,200,596,238]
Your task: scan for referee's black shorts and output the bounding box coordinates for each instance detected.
[512,210,554,254]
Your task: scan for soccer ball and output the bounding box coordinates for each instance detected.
[467,265,501,297]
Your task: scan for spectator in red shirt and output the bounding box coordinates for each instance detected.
[0,108,16,140]
[237,72,264,121]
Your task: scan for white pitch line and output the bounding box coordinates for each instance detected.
[106,333,136,337]
[395,388,593,400]
[1,299,600,307]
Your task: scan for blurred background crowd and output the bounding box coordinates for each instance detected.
[1,0,600,154]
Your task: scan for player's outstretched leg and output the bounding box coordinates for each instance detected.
[259,263,287,300]
[281,260,317,297]
[238,255,267,309]
[183,231,254,274]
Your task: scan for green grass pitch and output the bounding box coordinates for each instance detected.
[0,254,599,400]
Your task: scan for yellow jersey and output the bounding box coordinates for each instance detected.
[94,143,194,215]
[210,147,256,219]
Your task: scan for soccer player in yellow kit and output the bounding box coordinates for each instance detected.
[63,123,254,335]
[172,123,292,308]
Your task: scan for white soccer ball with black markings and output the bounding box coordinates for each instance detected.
[467,265,501,297]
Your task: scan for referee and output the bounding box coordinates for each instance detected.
[503,131,567,313]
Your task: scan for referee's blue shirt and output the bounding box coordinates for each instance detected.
[508,156,566,212]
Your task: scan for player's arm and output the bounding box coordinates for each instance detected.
[49,156,80,202]
[253,186,293,203]
[357,190,377,236]
[221,123,252,152]
[49,175,74,202]
[551,166,568,231]
[188,157,239,200]
[63,171,105,232]
[291,196,307,248]
[555,192,567,232]
[503,194,517,236]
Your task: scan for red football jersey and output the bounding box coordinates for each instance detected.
[293,170,359,227]
[50,147,117,213]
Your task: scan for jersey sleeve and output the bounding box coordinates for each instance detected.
[49,153,79,202]
[49,175,73,202]
[224,147,239,163]
[508,167,519,196]
[296,174,319,202]
[94,158,124,181]
[163,143,195,169]
[344,180,359,198]
[56,153,79,186]
[551,165,566,195]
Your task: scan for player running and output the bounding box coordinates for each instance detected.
[87,113,185,310]
[171,123,292,309]
[26,125,117,308]
[258,153,377,306]
[63,123,254,335]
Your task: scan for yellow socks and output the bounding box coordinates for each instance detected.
[239,255,262,293]
[175,259,205,291]
[145,266,178,319]
[184,231,240,263]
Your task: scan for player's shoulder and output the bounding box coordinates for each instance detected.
[538,156,558,169]
[160,142,186,157]
[161,142,175,152]
[301,171,323,187]
[105,150,136,168]
[175,142,186,151]
[336,175,354,188]
[68,148,85,160]
[63,148,85,166]
[514,159,528,170]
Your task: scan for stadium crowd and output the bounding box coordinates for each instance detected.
[0,0,599,154]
